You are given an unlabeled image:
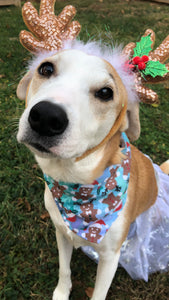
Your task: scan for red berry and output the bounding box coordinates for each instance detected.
[141,55,149,62]
[132,56,141,65]
[138,62,146,70]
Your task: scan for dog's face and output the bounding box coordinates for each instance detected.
[17,49,139,159]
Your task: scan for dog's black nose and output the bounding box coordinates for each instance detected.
[28,101,68,136]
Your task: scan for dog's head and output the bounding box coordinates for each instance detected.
[17,45,140,160]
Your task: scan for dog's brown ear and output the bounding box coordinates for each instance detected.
[125,101,140,142]
[17,71,32,100]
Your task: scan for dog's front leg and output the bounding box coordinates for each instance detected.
[53,230,73,300]
[91,249,120,300]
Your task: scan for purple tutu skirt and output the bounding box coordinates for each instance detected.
[82,164,169,281]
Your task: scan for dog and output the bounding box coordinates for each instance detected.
[17,44,169,300]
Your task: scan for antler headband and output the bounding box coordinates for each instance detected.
[19,0,169,104]
[20,0,81,53]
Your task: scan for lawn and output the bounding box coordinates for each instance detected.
[0,0,169,299]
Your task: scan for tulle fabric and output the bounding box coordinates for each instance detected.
[82,164,169,281]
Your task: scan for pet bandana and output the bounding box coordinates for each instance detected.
[44,132,131,244]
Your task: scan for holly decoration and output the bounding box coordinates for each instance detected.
[143,60,169,77]
[133,35,152,57]
[128,34,169,78]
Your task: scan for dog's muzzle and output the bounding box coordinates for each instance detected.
[28,101,69,137]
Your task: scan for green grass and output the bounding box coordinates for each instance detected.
[0,0,169,299]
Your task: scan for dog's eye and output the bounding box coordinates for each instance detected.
[95,87,113,101]
[38,62,54,77]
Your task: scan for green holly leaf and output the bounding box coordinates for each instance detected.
[133,35,152,57]
[143,60,169,78]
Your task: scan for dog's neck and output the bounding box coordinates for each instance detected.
[36,131,124,184]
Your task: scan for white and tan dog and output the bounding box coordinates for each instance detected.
[17,46,169,300]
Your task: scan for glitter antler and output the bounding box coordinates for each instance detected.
[20,0,81,53]
[123,29,169,104]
